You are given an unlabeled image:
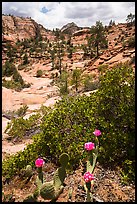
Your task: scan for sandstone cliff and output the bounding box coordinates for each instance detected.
[60,22,80,35]
[2,15,55,43]
[2,14,135,73]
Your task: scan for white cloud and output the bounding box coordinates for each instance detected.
[2,2,135,30]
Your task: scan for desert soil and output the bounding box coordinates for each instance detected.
[2,161,135,202]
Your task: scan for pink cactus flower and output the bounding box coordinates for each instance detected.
[84,172,94,182]
[35,158,45,168]
[84,142,95,151]
[93,129,101,137]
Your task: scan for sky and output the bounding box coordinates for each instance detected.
[2,2,135,30]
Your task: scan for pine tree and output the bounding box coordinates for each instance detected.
[71,68,82,92]
[126,13,135,26]
[90,21,108,57]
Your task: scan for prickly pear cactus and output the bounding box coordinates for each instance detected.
[84,154,95,202]
[87,137,99,174]
[40,153,69,201]
[35,175,43,190]
[53,167,66,189]
[87,152,97,173]
[24,165,33,178]
[23,195,37,202]
[53,153,69,189]
[23,153,69,202]
[40,181,55,200]
[59,153,69,167]
[84,136,100,202]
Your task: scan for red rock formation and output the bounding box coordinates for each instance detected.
[2,15,135,75]
[2,15,55,43]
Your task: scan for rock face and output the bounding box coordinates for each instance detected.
[2,15,55,43]
[2,14,135,73]
[72,28,90,36]
[60,22,80,35]
[71,28,91,45]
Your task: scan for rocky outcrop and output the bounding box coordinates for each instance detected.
[72,28,90,36]
[2,15,135,76]
[2,15,55,43]
[60,22,80,35]
[123,49,135,57]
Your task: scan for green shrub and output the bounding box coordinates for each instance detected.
[6,46,17,59]
[56,70,69,95]
[122,37,135,48]
[83,74,100,91]
[40,95,98,167]
[2,61,16,77]
[12,70,24,85]
[2,79,22,91]
[16,105,28,117]
[2,62,135,183]
[95,62,135,171]
[2,69,31,91]
[2,94,97,178]
[71,68,82,92]
[59,85,69,95]
[127,36,135,48]
[36,69,43,77]
[2,140,45,179]
[2,106,52,179]
[5,113,41,140]
[98,64,109,75]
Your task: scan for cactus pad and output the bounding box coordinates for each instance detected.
[40,181,55,200]
[23,153,69,201]
[53,153,69,189]
[53,167,66,189]
[23,195,37,202]
[59,153,69,167]
[35,176,43,190]
[24,165,33,178]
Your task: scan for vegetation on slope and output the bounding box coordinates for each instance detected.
[2,60,31,91]
[2,62,135,184]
